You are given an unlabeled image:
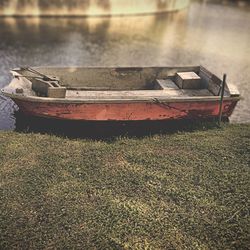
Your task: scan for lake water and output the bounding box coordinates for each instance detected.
[0,0,250,130]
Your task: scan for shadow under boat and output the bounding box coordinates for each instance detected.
[14,111,228,140]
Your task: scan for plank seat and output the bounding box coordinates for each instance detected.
[154,79,179,90]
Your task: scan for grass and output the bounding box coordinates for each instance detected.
[0,124,249,249]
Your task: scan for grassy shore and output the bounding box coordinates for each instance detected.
[0,124,249,249]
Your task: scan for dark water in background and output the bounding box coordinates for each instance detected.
[0,0,250,130]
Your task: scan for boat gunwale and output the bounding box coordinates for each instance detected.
[11,65,201,71]
[1,90,241,104]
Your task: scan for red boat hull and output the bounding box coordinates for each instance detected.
[13,99,238,121]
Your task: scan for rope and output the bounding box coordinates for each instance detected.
[22,67,58,82]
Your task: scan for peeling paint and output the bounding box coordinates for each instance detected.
[14,99,238,121]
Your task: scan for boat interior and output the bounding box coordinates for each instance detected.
[7,66,239,99]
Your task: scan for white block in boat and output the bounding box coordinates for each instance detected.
[175,72,202,89]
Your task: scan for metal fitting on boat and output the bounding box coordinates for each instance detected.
[16,88,23,94]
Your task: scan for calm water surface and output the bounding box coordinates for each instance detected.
[0,0,250,130]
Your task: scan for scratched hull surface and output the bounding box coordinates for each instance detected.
[14,99,238,121]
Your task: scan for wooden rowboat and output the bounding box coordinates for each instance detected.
[1,66,240,121]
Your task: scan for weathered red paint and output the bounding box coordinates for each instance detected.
[14,99,238,121]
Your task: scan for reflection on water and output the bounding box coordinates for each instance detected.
[0,0,250,131]
[0,0,190,16]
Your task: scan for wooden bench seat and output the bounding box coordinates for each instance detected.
[154,79,179,90]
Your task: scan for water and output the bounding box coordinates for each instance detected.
[0,0,189,16]
[0,0,250,130]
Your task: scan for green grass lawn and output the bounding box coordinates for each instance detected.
[0,124,249,249]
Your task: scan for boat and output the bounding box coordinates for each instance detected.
[1,66,240,121]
